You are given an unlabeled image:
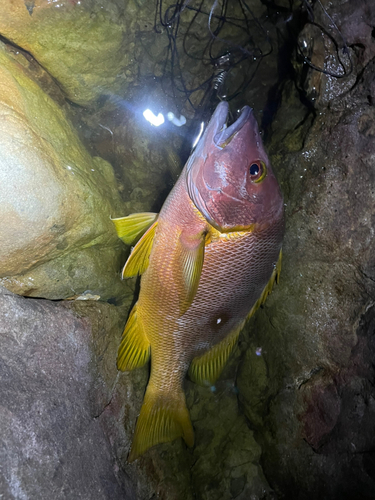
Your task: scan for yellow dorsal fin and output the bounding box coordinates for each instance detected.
[117,303,150,371]
[188,324,243,386]
[177,231,206,315]
[122,221,158,278]
[111,212,158,245]
[246,248,283,321]
[128,383,194,462]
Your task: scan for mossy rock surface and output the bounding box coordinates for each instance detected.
[0,0,148,105]
[0,44,127,300]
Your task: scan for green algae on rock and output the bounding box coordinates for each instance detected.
[0,44,126,300]
[0,0,144,106]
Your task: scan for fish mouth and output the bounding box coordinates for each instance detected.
[213,103,252,147]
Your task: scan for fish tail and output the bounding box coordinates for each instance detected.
[128,383,194,462]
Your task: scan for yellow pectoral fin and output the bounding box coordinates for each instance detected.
[247,248,283,321]
[117,304,150,371]
[111,212,158,245]
[177,231,206,315]
[128,384,194,462]
[122,221,158,278]
[188,324,243,386]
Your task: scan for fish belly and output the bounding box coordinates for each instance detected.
[181,223,282,359]
[139,218,282,387]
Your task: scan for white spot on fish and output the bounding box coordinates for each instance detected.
[214,160,228,186]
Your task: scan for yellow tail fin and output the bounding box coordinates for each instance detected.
[128,384,194,462]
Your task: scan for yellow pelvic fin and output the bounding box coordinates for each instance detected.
[177,231,206,315]
[117,304,150,371]
[188,324,243,386]
[111,212,158,245]
[247,248,283,321]
[128,384,194,462]
[122,221,158,278]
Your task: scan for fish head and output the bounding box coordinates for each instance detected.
[186,101,283,231]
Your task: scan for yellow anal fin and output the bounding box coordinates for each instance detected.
[122,221,158,278]
[247,248,283,321]
[117,304,150,371]
[177,231,206,315]
[188,324,243,387]
[275,248,282,283]
[128,384,194,462]
[111,212,158,245]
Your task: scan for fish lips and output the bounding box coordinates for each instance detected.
[187,102,276,231]
[213,102,252,148]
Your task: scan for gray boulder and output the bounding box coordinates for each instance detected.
[0,287,136,499]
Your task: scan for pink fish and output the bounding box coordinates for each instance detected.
[112,101,284,460]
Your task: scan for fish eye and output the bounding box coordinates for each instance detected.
[249,161,267,183]
[249,163,259,176]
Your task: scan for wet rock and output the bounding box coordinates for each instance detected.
[0,281,273,499]
[236,45,375,499]
[0,0,146,106]
[187,371,273,500]
[297,22,356,108]
[0,287,136,499]
[0,44,127,300]
[296,0,375,109]
[94,338,273,500]
[87,86,186,213]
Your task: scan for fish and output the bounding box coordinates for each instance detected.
[112,101,284,461]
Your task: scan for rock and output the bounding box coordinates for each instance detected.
[297,22,356,108]
[296,0,375,109]
[236,46,375,498]
[86,85,186,215]
[0,44,127,301]
[0,282,272,499]
[0,287,136,499]
[0,0,145,106]
[96,345,273,500]
[187,371,273,500]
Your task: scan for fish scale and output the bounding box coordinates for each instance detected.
[141,179,282,359]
